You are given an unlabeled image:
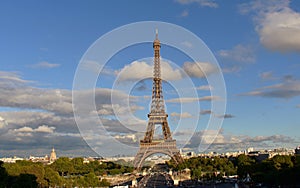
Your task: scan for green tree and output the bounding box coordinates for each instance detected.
[71,157,88,175]
[191,167,202,180]
[236,154,255,178]
[51,157,74,176]
[44,166,63,187]
[0,161,8,188]
[84,172,99,187]
[14,174,38,188]
[271,155,293,170]
[99,178,110,187]
[22,163,46,186]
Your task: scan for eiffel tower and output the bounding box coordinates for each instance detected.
[133,30,183,170]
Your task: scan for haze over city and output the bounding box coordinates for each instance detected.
[1,0,300,158]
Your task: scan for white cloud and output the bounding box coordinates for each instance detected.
[115,60,183,81]
[170,112,193,118]
[116,61,217,82]
[13,125,55,134]
[0,71,32,84]
[183,62,217,78]
[258,9,300,52]
[114,134,138,144]
[218,44,255,63]
[0,71,137,117]
[31,61,60,69]
[0,116,7,129]
[175,0,218,8]
[240,1,300,52]
[14,126,33,133]
[35,125,55,133]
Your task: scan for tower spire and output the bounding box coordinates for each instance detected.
[151,29,164,115]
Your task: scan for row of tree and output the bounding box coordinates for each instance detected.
[0,157,134,187]
[235,154,300,186]
[167,155,237,180]
[167,154,300,186]
[2,154,300,187]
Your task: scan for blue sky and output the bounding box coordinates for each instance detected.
[1,0,300,157]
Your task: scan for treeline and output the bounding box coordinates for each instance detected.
[0,157,134,188]
[235,154,300,186]
[167,155,237,180]
[167,154,300,186]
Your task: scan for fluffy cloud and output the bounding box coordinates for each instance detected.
[182,62,217,78]
[0,70,145,156]
[240,1,300,52]
[258,9,300,52]
[13,125,55,134]
[0,70,140,117]
[217,44,255,63]
[31,61,60,69]
[115,61,183,81]
[35,125,56,133]
[116,61,217,82]
[175,0,218,8]
[0,73,73,115]
[0,116,7,129]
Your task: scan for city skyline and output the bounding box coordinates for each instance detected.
[1,0,300,157]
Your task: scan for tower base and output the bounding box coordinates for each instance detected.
[133,140,183,170]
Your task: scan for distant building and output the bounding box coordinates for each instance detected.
[295,146,300,155]
[0,156,24,163]
[246,147,254,153]
[49,147,57,163]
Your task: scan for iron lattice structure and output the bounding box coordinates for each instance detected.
[133,31,183,170]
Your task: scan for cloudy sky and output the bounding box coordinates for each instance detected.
[1,0,300,157]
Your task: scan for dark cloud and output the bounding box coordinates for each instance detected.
[239,80,300,99]
[217,114,235,119]
[200,110,213,115]
[0,71,146,156]
[181,130,296,153]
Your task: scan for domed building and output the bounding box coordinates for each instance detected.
[49,147,57,163]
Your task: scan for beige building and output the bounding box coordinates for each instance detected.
[49,147,57,163]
